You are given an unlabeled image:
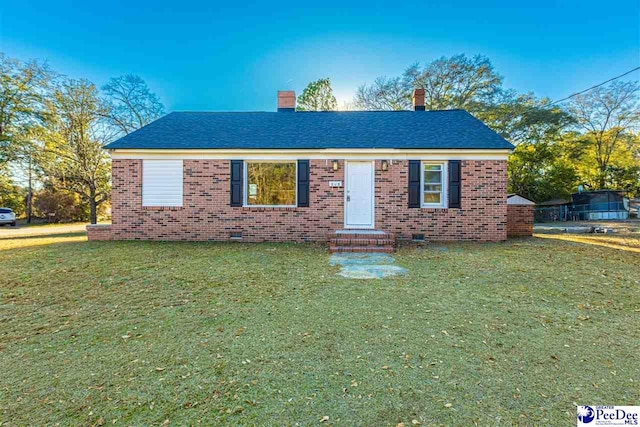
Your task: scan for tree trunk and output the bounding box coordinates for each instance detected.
[89,187,97,224]
[26,190,32,224]
[90,199,97,225]
[598,164,607,189]
[26,153,33,224]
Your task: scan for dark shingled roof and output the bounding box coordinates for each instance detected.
[104,110,514,150]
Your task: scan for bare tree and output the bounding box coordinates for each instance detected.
[568,81,640,188]
[403,54,503,111]
[353,76,410,111]
[352,54,502,112]
[102,74,164,135]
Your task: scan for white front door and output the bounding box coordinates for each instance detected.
[345,161,374,228]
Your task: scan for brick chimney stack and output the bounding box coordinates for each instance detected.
[412,88,425,111]
[277,91,296,112]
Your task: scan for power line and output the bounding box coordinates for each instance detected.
[547,66,640,106]
[514,66,640,116]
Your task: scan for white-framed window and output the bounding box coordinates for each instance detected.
[244,161,297,207]
[421,161,447,208]
[142,160,183,207]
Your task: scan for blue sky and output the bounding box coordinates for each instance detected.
[1,0,639,111]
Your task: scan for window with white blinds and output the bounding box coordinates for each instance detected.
[142,160,183,206]
[421,161,447,208]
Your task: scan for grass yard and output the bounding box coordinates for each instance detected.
[0,228,638,426]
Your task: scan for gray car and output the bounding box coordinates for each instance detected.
[0,208,17,226]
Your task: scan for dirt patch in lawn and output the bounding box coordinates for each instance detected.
[329,252,407,279]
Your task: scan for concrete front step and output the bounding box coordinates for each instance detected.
[329,245,395,253]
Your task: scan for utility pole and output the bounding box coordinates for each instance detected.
[25,143,33,224]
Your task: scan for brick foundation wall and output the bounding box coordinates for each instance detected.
[110,159,507,242]
[507,205,534,237]
[86,224,113,241]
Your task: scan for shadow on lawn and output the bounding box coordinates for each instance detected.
[0,232,87,251]
[0,231,86,241]
[535,233,640,253]
[4,231,639,256]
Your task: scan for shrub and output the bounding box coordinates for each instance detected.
[34,189,88,222]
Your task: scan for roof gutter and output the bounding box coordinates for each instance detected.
[109,148,512,161]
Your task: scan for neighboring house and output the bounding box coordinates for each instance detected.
[91,89,516,248]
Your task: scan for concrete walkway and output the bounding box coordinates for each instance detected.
[329,252,407,279]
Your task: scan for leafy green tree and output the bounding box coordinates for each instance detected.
[479,92,573,145]
[0,55,165,223]
[39,79,111,224]
[0,54,52,220]
[486,92,575,200]
[296,78,338,111]
[0,53,51,162]
[568,81,640,188]
[507,142,578,202]
[607,164,640,196]
[560,130,640,196]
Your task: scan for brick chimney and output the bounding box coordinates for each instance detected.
[277,91,296,112]
[412,88,425,111]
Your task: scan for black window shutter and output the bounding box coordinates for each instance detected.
[448,160,461,208]
[297,160,310,207]
[230,160,243,207]
[408,160,421,208]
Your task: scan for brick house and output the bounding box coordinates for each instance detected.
[91,89,518,250]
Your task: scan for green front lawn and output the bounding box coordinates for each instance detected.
[0,229,638,425]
